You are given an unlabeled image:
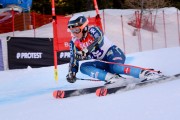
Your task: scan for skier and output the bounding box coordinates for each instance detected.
[66,14,162,83]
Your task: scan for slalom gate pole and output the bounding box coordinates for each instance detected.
[93,0,103,31]
[150,12,154,50]
[162,10,167,48]
[11,9,15,37]
[121,15,126,53]
[96,60,160,73]
[93,0,99,15]
[51,0,58,82]
[78,55,160,73]
[32,12,36,37]
[177,9,180,46]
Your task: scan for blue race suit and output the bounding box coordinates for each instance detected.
[69,26,142,81]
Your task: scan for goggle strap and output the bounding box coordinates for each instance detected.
[80,19,89,30]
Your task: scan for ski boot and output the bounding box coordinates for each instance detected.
[139,69,163,82]
[104,73,127,87]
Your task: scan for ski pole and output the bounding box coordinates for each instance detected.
[76,78,103,82]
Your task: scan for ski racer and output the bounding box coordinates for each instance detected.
[66,14,162,83]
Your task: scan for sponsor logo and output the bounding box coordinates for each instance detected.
[64,42,69,47]
[16,52,43,59]
[90,72,99,79]
[124,67,131,74]
[95,72,99,79]
[79,39,94,49]
[89,28,96,34]
[69,43,73,56]
[90,49,104,59]
[59,52,70,58]
[106,50,113,56]
[113,57,123,61]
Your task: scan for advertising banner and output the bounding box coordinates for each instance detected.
[8,37,54,69]
[7,37,70,69]
[57,50,70,65]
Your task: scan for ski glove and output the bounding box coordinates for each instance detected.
[66,72,76,83]
[75,48,89,60]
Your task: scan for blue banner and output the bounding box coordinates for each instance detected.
[0,39,4,71]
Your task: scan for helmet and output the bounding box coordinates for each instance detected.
[68,14,89,34]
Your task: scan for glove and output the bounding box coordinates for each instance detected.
[76,48,89,60]
[66,72,76,83]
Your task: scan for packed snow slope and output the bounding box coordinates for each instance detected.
[0,47,180,120]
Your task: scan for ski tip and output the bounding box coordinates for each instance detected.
[96,88,107,97]
[53,90,65,99]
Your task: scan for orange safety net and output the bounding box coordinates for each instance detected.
[31,12,52,29]
[0,12,52,34]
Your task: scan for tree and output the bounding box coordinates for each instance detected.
[112,0,125,9]
[31,0,178,15]
[172,0,180,9]
[31,0,51,14]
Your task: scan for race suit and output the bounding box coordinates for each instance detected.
[69,26,142,81]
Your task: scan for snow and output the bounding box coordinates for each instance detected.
[0,7,180,120]
[1,47,180,120]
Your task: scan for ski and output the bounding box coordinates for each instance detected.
[96,73,180,97]
[53,77,137,99]
[53,85,104,99]
[53,73,180,99]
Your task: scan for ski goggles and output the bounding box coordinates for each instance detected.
[69,27,81,34]
[68,20,89,34]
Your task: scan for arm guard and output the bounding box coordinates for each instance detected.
[87,26,103,52]
[69,40,79,73]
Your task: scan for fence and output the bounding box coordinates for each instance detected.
[101,8,180,53]
[0,11,52,36]
[0,8,180,55]
[0,8,180,71]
